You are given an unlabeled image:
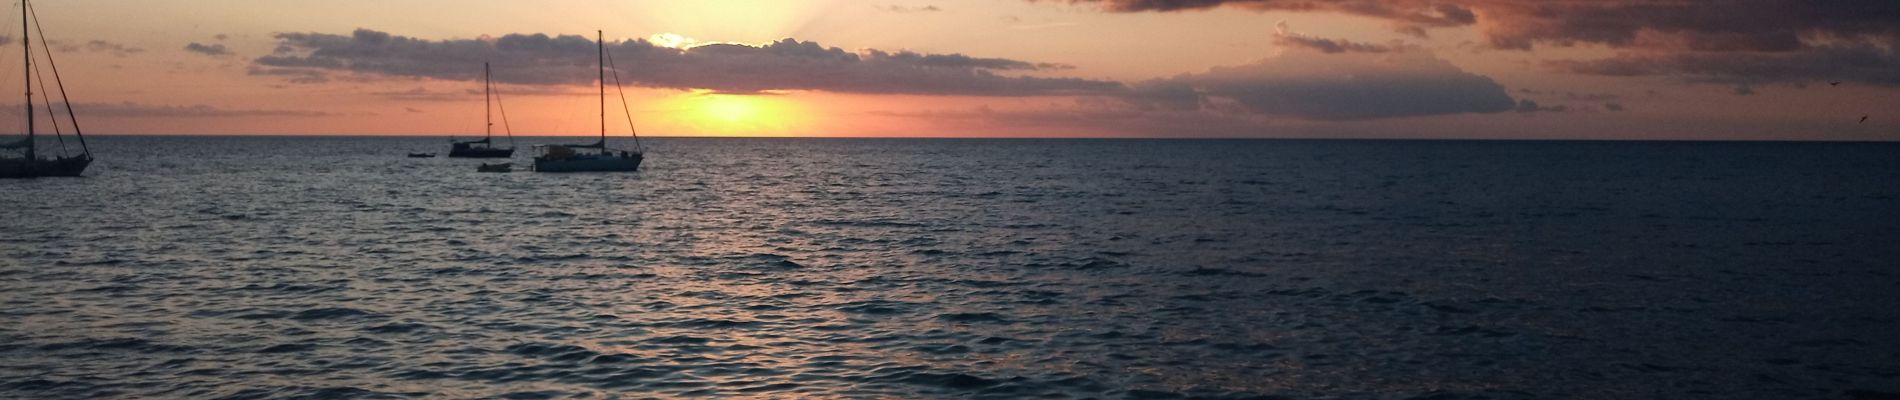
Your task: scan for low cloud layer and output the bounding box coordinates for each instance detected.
[1548,44,1900,87]
[48,40,144,57]
[253,29,1119,96]
[1042,0,1900,86]
[2,102,338,118]
[1125,30,1514,120]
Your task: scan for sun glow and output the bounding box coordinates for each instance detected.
[648,33,699,49]
[659,92,807,136]
[703,96,757,122]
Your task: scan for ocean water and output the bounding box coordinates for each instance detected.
[2,136,1898,399]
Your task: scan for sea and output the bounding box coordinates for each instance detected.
[2,136,1898,399]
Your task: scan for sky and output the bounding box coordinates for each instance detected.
[1,0,1897,140]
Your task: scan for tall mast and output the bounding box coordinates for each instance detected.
[23,0,34,160]
[484,62,492,140]
[29,0,86,157]
[597,30,605,146]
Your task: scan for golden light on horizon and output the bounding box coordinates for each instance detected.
[703,96,758,123]
[657,92,809,136]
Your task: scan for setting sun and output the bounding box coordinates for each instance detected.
[663,92,806,136]
[703,95,757,123]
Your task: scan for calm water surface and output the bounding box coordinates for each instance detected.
[3,137,1899,399]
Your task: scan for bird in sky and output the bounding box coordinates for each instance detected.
[1830,81,1842,86]
[1860,115,1869,124]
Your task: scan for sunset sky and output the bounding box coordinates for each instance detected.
[2,0,1897,139]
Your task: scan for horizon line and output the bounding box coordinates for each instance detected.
[40,133,1900,143]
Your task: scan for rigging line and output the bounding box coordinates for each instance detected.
[29,40,63,156]
[603,47,642,152]
[490,78,516,149]
[22,0,34,161]
[28,0,85,155]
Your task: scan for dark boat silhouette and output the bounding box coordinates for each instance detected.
[1,0,91,179]
[534,30,644,173]
[449,62,515,158]
[407,152,435,158]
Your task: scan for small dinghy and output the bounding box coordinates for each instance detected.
[407,152,435,158]
[477,162,512,173]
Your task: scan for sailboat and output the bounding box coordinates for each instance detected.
[449,62,515,158]
[533,30,643,173]
[0,0,90,178]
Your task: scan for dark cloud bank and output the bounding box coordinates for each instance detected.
[253,28,1518,121]
[1130,46,1515,120]
[1043,0,1900,87]
[255,29,1113,96]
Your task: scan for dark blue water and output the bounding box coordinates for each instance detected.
[3,137,1899,399]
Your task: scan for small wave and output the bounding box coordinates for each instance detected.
[812,219,926,228]
[834,300,921,315]
[289,307,380,321]
[655,319,762,329]
[870,369,1007,390]
[912,344,973,354]
[37,337,191,353]
[363,323,431,334]
[936,312,1013,324]
[1428,325,1515,338]
[228,283,339,293]
[257,343,318,353]
[74,284,137,293]
[51,259,126,266]
[1182,266,1266,277]
[647,335,712,345]
[505,343,603,362]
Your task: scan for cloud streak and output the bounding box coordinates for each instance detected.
[1274,21,1400,54]
[253,29,1119,96]
[1,102,339,118]
[184,42,232,57]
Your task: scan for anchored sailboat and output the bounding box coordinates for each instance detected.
[1,0,91,178]
[533,30,644,173]
[449,62,515,158]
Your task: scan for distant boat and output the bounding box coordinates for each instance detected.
[449,62,515,158]
[407,152,435,158]
[534,30,644,173]
[1,0,91,179]
[476,162,512,173]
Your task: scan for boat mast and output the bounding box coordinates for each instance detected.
[484,62,492,140]
[22,0,34,161]
[597,30,605,148]
[29,0,85,157]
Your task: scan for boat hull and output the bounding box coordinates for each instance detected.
[0,156,91,178]
[449,147,514,158]
[533,153,642,173]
